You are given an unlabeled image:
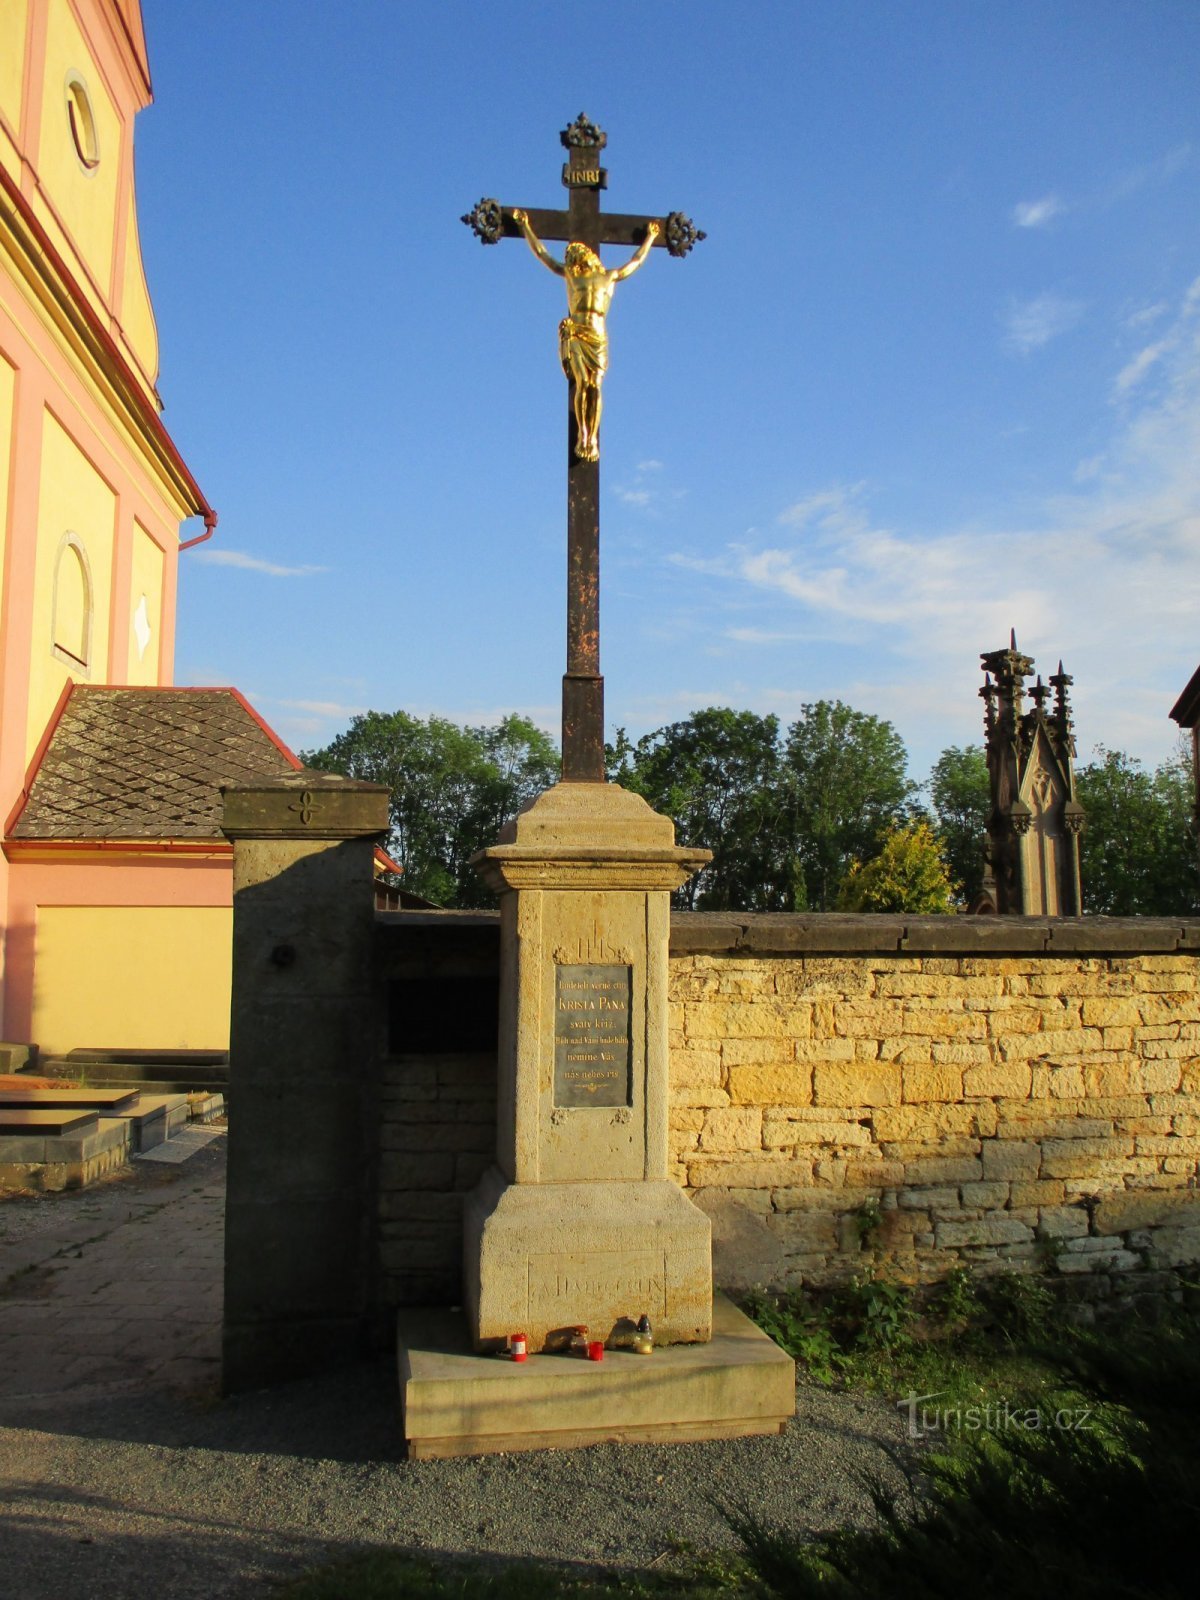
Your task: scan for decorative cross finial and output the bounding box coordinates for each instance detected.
[560,113,606,150]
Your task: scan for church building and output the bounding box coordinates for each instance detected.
[0,1,313,1057]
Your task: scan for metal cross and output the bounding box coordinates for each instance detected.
[463,114,704,783]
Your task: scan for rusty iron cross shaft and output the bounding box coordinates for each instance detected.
[462,114,704,782]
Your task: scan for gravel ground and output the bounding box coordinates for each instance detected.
[0,1145,920,1599]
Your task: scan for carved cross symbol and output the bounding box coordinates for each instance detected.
[288,790,316,826]
[463,114,704,783]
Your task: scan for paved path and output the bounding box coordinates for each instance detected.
[0,1135,224,1406]
[0,1134,916,1600]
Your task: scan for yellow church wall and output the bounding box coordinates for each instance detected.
[0,1,28,172]
[26,405,116,761]
[117,185,157,387]
[34,0,121,323]
[32,903,233,1054]
[125,518,162,682]
[0,352,14,626]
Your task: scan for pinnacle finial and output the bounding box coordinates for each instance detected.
[1010,627,1017,650]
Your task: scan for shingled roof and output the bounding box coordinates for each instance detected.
[9,687,301,840]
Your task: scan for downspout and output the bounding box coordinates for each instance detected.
[179,509,219,552]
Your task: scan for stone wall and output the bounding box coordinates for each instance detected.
[375,914,498,1316]
[670,915,1200,1307]
[372,912,1200,1314]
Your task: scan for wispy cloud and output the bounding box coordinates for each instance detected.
[667,275,1200,768]
[1012,194,1063,229]
[1126,301,1169,330]
[193,548,328,577]
[1114,339,1172,396]
[1004,292,1085,354]
[615,459,683,513]
[724,627,810,644]
[276,697,367,718]
[1105,144,1193,207]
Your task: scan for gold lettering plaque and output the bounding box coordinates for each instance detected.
[553,963,632,1108]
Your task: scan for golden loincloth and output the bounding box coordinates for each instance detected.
[559,316,608,382]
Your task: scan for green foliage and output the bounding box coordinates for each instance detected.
[928,744,990,905]
[843,1270,916,1350]
[836,820,957,913]
[1076,743,1200,915]
[852,1196,883,1244]
[303,711,557,907]
[984,1270,1056,1345]
[742,1287,850,1386]
[784,700,917,911]
[610,698,915,911]
[742,1269,1085,1400]
[723,1316,1200,1599]
[934,1266,983,1331]
[609,709,792,910]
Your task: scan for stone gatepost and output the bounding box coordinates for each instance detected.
[220,771,389,1391]
[464,781,712,1351]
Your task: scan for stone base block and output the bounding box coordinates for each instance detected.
[0,1116,129,1191]
[463,1165,712,1351]
[398,1292,795,1459]
[117,1094,190,1152]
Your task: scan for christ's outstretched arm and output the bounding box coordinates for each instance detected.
[512,209,565,275]
[611,220,660,281]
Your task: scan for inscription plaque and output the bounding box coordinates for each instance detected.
[553,963,632,1107]
[529,1251,666,1321]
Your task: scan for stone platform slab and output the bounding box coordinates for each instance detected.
[0,1087,139,1111]
[398,1292,794,1459]
[0,1107,98,1137]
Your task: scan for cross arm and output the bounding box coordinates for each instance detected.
[461,199,705,257]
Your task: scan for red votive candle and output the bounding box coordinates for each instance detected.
[509,1332,527,1361]
[587,1340,604,1361]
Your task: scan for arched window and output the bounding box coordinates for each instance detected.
[52,533,93,670]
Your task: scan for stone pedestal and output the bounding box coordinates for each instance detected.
[464,782,712,1352]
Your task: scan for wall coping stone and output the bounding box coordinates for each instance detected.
[668,913,1200,957]
[373,908,1200,959]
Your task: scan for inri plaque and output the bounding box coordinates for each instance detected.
[553,964,632,1107]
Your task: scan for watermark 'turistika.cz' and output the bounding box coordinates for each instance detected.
[898,1391,1095,1440]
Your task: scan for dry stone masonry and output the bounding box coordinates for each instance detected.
[669,915,1200,1307]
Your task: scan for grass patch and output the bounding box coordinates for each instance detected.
[742,1266,1082,1414]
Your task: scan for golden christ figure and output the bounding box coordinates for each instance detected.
[511,208,660,463]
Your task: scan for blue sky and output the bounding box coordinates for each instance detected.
[140,0,1200,777]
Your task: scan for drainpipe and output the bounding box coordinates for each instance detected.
[179,509,218,552]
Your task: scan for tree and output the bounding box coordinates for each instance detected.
[928,744,990,906]
[836,821,957,913]
[784,701,916,911]
[611,708,791,909]
[304,711,558,907]
[1076,745,1199,916]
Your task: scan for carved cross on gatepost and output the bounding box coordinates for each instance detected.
[463,114,705,782]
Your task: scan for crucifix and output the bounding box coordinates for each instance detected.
[463,113,705,782]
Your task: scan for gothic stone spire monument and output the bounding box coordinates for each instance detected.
[459,119,716,1356]
[976,633,1085,916]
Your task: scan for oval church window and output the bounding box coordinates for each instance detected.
[65,74,100,171]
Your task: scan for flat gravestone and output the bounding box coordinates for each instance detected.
[0,1107,99,1136]
[0,1087,138,1110]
